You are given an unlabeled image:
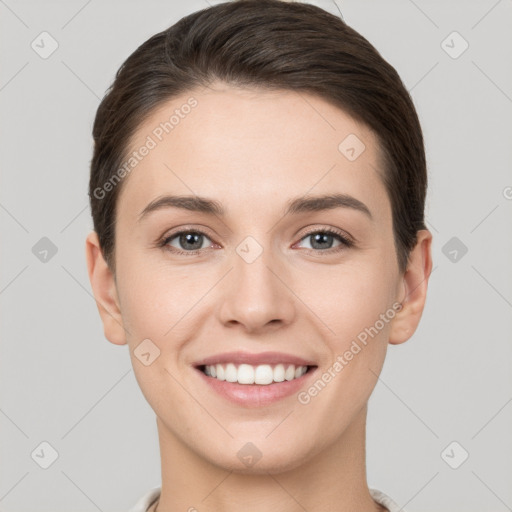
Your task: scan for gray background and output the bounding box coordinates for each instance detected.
[1,1,511,511]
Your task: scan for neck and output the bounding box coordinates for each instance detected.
[153,404,384,512]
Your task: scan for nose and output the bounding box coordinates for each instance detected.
[218,242,297,334]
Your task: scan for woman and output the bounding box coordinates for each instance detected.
[85,1,433,511]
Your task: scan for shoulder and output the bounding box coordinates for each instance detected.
[128,486,401,512]
[369,488,405,512]
[128,486,161,512]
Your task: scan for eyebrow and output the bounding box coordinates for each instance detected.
[137,193,372,222]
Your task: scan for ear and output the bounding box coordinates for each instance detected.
[85,231,127,345]
[388,229,433,345]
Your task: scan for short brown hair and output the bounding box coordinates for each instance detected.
[89,0,427,273]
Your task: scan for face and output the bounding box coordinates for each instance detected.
[90,82,426,474]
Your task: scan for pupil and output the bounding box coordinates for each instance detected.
[180,233,203,250]
[311,233,333,250]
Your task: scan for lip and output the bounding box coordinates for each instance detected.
[192,351,318,408]
[193,350,317,367]
[195,368,318,407]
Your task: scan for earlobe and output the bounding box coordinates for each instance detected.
[85,231,127,346]
[388,229,433,345]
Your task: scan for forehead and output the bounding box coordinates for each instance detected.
[117,83,389,221]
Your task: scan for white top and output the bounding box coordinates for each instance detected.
[128,486,405,512]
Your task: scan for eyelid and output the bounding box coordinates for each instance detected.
[298,225,355,246]
[159,225,216,242]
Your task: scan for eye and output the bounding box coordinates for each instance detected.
[160,229,214,255]
[295,228,354,253]
[158,227,354,256]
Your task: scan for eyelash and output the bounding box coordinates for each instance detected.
[157,227,354,256]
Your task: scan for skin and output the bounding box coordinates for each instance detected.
[86,81,432,512]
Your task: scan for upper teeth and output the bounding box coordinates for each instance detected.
[203,363,308,385]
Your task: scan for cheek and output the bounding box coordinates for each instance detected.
[118,265,196,415]
[116,247,196,341]
[295,265,396,428]
[306,260,397,343]
[324,260,397,383]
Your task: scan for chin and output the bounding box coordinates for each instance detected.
[200,438,314,475]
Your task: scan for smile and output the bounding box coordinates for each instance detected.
[192,351,319,407]
[200,363,312,385]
